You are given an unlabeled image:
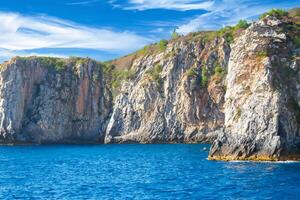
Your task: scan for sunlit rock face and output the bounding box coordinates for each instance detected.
[105,36,229,144]
[209,16,300,161]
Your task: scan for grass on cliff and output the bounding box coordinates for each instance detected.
[214,65,223,74]
[132,39,169,58]
[293,36,300,48]
[103,63,135,89]
[260,9,289,19]
[203,19,250,44]
[186,63,225,89]
[158,40,168,51]
[186,67,198,77]
[15,56,95,72]
[145,64,164,95]
[201,66,208,87]
[146,64,163,83]
[14,56,67,72]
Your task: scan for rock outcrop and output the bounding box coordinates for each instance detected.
[0,8,299,161]
[105,36,229,143]
[0,57,112,143]
[209,15,300,160]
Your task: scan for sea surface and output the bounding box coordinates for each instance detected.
[0,144,299,199]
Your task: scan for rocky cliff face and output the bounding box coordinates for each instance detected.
[209,15,300,160]
[0,9,299,161]
[0,57,111,143]
[105,36,229,143]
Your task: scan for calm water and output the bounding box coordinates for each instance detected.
[0,144,299,199]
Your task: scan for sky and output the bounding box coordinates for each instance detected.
[0,0,299,62]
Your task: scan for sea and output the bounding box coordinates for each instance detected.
[0,144,299,199]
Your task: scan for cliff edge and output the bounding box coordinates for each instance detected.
[209,13,300,160]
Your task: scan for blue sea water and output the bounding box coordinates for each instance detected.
[0,144,299,200]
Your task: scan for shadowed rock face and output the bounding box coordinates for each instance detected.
[209,16,300,161]
[0,58,112,144]
[105,37,229,144]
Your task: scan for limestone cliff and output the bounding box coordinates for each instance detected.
[0,57,112,143]
[209,14,300,160]
[105,35,229,143]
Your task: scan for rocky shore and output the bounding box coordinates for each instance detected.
[0,9,299,160]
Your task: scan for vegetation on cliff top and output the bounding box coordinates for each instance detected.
[203,19,250,44]
[260,9,288,19]
[13,56,98,73]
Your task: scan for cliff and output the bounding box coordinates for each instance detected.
[209,13,300,161]
[0,8,299,160]
[105,34,229,143]
[0,57,112,143]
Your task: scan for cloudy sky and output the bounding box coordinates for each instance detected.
[0,0,299,62]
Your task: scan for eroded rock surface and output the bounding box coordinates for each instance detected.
[0,57,112,143]
[209,16,300,161]
[105,37,229,143]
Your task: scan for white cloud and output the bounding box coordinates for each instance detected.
[111,0,214,11]
[0,12,151,53]
[112,0,299,35]
[177,0,299,34]
[66,0,100,6]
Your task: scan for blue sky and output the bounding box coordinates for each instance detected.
[0,0,299,62]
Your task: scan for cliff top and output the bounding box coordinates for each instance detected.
[108,7,299,71]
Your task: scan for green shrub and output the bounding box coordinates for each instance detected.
[203,31,218,42]
[218,26,233,35]
[235,20,250,29]
[158,40,168,51]
[165,50,176,58]
[138,45,150,55]
[218,26,234,44]
[146,64,163,83]
[92,74,99,82]
[38,57,66,72]
[111,69,135,89]
[186,68,198,77]
[214,65,223,74]
[69,56,87,65]
[171,29,180,39]
[225,33,234,44]
[293,36,300,48]
[102,63,135,90]
[203,20,249,44]
[235,107,242,120]
[201,66,208,87]
[260,9,288,19]
[102,63,114,75]
[146,64,164,95]
[257,51,268,58]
